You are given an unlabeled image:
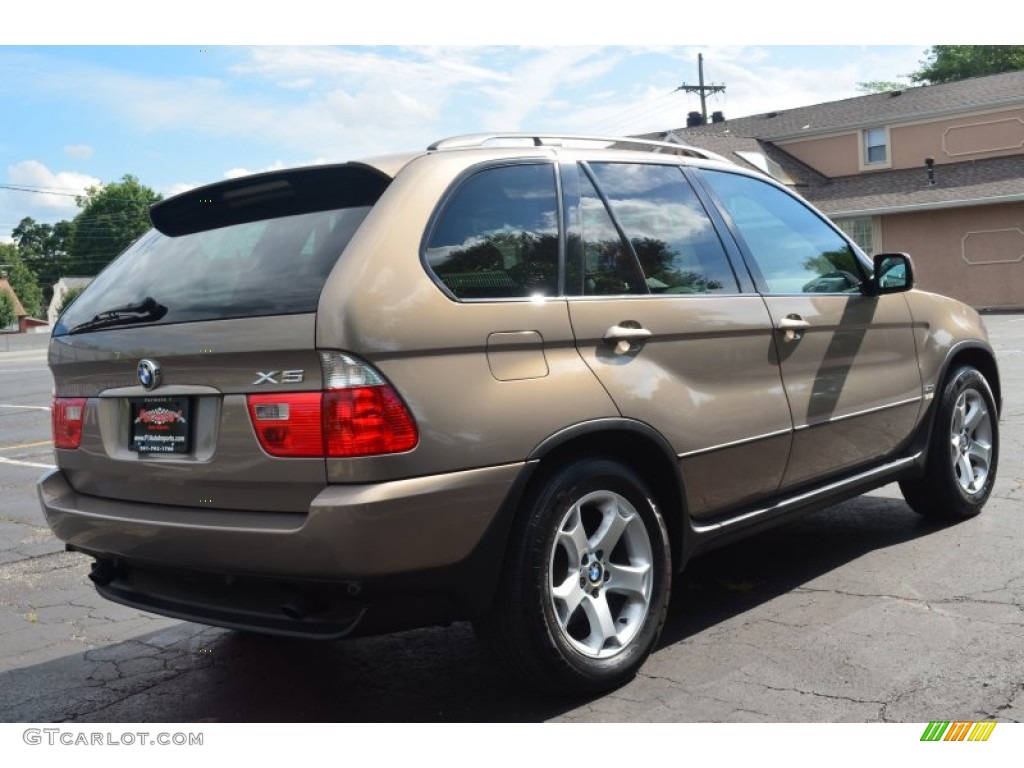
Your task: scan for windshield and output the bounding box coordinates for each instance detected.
[55,206,371,336]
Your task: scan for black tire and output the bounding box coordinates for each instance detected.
[474,458,672,695]
[900,366,999,521]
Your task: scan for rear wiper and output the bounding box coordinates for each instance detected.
[68,296,168,334]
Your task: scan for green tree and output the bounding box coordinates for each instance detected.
[856,80,909,94]
[0,243,44,318]
[13,216,74,290]
[68,175,161,276]
[911,46,1024,84]
[0,292,15,329]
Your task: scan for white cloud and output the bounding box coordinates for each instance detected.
[6,160,101,213]
[165,182,197,197]
[223,160,290,179]
[63,144,95,159]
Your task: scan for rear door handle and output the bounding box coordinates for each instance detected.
[604,324,652,354]
[777,315,810,342]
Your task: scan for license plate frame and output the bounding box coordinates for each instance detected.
[129,396,192,454]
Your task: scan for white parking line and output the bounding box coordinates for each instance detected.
[0,404,51,411]
[0,456,55,470]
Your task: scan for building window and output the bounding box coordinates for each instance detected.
[834,216,875,256]
[863,127,888,165]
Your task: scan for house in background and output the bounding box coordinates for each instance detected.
[657,69,1024,310]
[0,276,47,333]
[48,276,93,327]
[0,277,26,333]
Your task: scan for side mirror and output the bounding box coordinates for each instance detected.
[868,252,914,295]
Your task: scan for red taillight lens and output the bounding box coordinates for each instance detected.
[324,386,418,457]
[52,397,87,449]
[246,387,418,458]
[247,393,324,457]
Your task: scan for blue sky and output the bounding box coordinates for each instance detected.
[0,3,963,241]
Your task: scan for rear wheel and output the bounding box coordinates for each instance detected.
[900,366,999,520]
[475,458,671,695]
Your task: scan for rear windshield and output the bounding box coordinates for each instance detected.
[54,206,371,336]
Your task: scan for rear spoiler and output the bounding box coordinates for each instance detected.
[150,163,391,237]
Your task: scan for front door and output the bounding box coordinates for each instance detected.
[695,168,922,490]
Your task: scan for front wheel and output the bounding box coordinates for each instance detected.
[900,366,999,520]
[475,458,671,695]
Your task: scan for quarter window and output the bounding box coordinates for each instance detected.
[701,170,866,294]
[425,164,559,299]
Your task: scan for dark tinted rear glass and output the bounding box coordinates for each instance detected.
[55,206,371,336]
[425,163,559,299]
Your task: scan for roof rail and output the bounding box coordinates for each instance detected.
[427,132,726,161]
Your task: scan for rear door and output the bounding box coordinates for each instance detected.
[563,160,793,519]
[695,168,922,490]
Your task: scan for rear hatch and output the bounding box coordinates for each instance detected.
[50,164,391,513]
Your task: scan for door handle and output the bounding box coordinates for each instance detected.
[604,324,652,355]
[777,315,810,342]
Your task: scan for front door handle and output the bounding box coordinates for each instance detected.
[604,324,652,354]
[777,315,810,342]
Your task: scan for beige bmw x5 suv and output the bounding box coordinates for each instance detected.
[39,133,1001,694]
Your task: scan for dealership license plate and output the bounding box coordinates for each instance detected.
[129,396,191,454]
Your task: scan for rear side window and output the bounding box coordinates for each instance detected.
[55,207,371,335]
[425,163,559,299]
[586,163,739,294]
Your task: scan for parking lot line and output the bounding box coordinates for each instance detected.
[0,456,55,469]
[0,440,53,452]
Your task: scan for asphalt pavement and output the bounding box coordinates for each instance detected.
[0,317,1022,722]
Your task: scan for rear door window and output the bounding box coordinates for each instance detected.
[580,162,740,295]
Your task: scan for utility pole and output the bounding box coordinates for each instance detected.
[676,53,726,124]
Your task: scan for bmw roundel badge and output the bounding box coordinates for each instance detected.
[137,359,162,391]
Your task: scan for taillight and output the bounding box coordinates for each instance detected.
[247,393,323,457]
[324,386,418,457]
[52,397,87,449]
[246,353,418,458]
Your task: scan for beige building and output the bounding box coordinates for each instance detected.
[660,70,1024,310]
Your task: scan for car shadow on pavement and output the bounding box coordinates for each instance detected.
[659,493,947,647]
[0,492,950,723]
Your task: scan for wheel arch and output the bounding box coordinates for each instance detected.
[942,343,1002,416]
[527,419,689,571]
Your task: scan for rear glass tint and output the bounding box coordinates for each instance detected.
[55,206,371,336]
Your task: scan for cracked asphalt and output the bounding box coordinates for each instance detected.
[1,316,1022,722]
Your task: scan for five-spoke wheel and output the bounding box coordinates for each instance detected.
[901,366,999,520]
[474,458,671,694]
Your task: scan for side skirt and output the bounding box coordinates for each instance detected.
[684,452,922,561]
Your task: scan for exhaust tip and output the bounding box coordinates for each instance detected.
[88,559,122,586]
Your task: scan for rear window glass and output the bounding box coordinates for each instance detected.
[54,207,371,335]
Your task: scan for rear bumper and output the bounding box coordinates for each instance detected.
[37,462,527,637]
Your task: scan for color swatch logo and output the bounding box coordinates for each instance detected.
[921,721,996,741]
